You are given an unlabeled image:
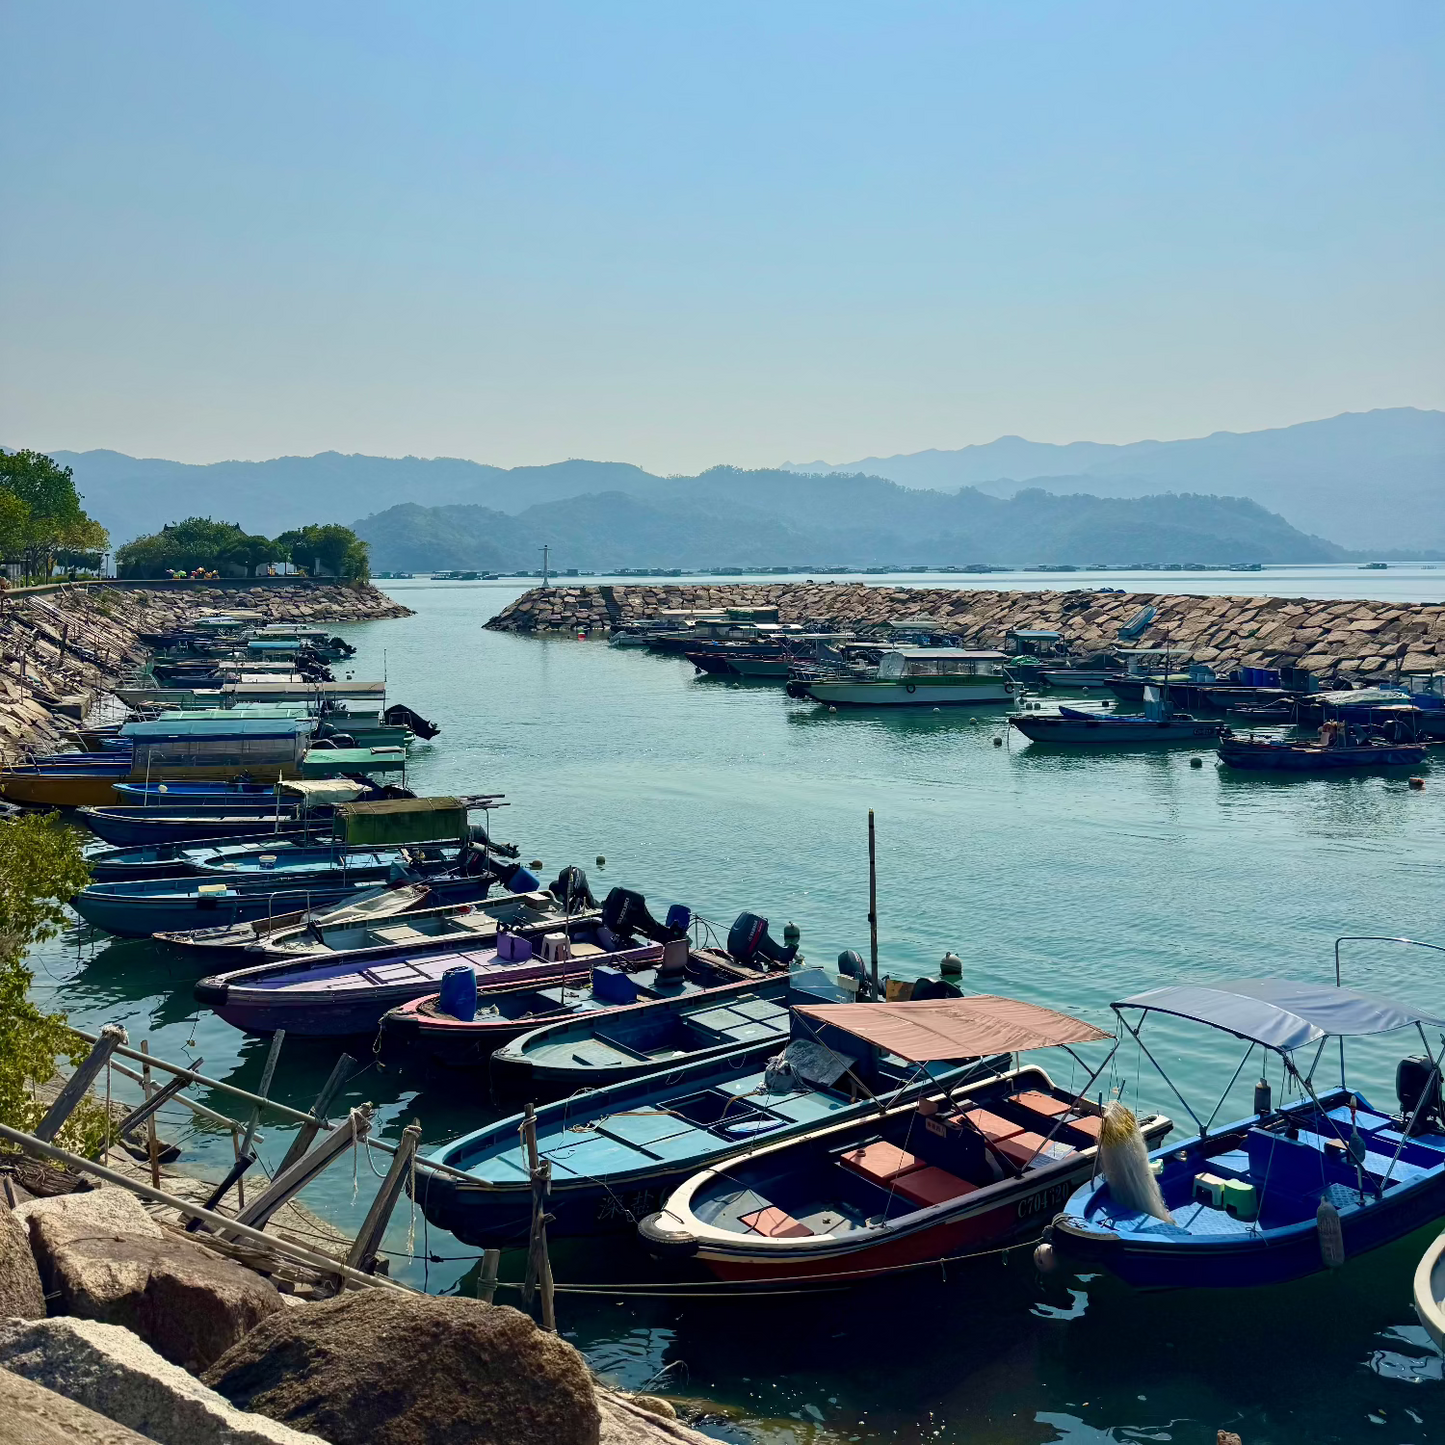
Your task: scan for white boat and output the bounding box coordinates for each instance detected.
[1413,1231,1445,1352]
[1039,667,1118,688]
[803,649,1017,707]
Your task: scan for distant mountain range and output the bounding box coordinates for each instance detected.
[785,408,1444,553]
[26,407,1439,566]
[353,482,1342,572]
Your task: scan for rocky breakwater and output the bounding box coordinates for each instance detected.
[487,582,1445,682]
[0,1181,712,1444]
[0,582,412,763]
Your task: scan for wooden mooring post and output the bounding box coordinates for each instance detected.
[477,1248,501,1304]
[345,1119,421,1277]
[519,1104,557,1331]
[241,1029,286,1158]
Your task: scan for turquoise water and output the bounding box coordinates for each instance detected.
[31,568,1445,1444]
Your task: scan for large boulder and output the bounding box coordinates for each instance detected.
[0,1363,154,1445]
[204,1287,600,1445]
[19,1186,283,1373]
[0,1206,45,1320]
[597,1395,719,1445]
[0,1318,324,1445]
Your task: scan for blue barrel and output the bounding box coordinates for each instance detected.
[438,965,477,1022]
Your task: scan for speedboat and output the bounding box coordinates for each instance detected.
[1049,975,1445,1288]
[640,994,1170,1281]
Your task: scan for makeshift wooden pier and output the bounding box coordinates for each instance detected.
[7,1022,557,1325]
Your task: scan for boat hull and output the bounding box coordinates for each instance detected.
[1218,740,1428,771]
[804,679,1015,707]
[1009,716,1220,745]
[72,880,378,937]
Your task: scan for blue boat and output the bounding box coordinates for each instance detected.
[1049,976,1445,1288]
[413,996,1009,1246]
[111,780,280,804]
[72,845,459,937]
[79,804,320,847]
[84,834,312,882]
[489,966,816,1097]
[1217,728,1427,771]
[71,875,390,937]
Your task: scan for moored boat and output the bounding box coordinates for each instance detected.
[1217,721,1428,772]
[803,649,1018,707]
[639,994,1169,1281]
[1049,977,1445,1288]
[1009,686,1221,745]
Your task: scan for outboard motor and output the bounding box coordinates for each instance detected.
[727,912,797,970]
[836,949,875,1000]
[384,704,442,740]
[548,865,598,912]
[467,822,519,859]
[601,887,689,944]
[1397,1057,1442,1135]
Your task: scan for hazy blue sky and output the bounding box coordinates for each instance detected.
[2,2,1440,472]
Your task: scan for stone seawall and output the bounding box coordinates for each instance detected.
[486,582,1445,682]
[0,582,411,762]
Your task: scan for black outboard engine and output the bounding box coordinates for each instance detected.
[548,865,598,912]
[467,822,519,859]
[1397,1057,1442,1135]
[384,704,442,740]
[601,887,689,945]
[836,949,875,1000]
[728,912,797,970]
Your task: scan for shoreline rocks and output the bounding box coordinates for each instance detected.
[486,582,1445,684]
[0,581,412,763]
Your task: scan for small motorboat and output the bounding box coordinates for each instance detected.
[1010,686,1221,745]
[194,915,666,1038]
[413,995,1012,1247]
[1218,719,1428,772]
[84,833,313,882]
[489,964,814,1098]
[377,944,766,1076]
[1049,974,1445,1288]
[640,994,1170,1281]
[803,649,1017,707]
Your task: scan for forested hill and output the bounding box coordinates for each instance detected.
[352,482,1344,572]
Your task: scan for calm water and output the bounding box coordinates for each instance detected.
[31,566,1445,1445]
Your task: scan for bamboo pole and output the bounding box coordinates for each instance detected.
[345,1121,420,1276]
[867,809,879,998]
[36,1025,126,1142]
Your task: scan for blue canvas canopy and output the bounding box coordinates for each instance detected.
[1114,978,1445,1052]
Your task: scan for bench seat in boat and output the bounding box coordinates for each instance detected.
[839,1141,922,1186]
[957,1108,1022,1140]
[1009,1089,1070,1118]
[890,1165,980,1209]
[740,1206,813,1238]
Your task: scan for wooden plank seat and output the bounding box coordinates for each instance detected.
[1064,1114,1103,1140]
[994,1130,1075,1168]
[740,1206,814,1238]
[839,1141,923,1186]
[890,1165,980,1209]
[1009,1089,1071,1118]
[955,1108,1023,1141]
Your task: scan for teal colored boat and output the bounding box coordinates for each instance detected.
[489,966,815,1096]
[414,993,1009,1246]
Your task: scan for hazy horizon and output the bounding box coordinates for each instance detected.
[3,4,1441,473]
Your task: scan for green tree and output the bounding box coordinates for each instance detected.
[0,814,109,1156]
[275,523,370,581]
[0,450,109,581]
[115,517,265,577]
[221,532,283,577]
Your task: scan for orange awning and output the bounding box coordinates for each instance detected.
[795,996,1112,1062]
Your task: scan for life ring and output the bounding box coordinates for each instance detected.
[905,684,916,694]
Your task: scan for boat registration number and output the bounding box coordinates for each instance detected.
[1016,1180,1074,1221]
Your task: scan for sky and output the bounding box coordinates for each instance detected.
[1,2,1441,473]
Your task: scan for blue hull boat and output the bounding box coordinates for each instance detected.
[1217,732,1428,772]
[414,1007,1008,1246]
[79,804,315,847]
[84,833,311,882]
[1049,972,1445,1289]
[71,876,387,937]
[111,781,280,804]
[489,967,810,1097]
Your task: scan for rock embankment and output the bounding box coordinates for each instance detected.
[488,582,1445,683]
[0,582,411,763]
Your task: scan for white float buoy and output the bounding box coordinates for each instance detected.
[1033,1242,1056,1273]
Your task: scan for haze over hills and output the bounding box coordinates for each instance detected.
[785,408,1444,553]
[354,483,1342,573]
[26,407,1438,566]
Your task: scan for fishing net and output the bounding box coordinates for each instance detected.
[1099,1101,1172,1222]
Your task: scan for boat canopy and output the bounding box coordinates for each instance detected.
[795,996,1111,1062]
[1113,979,1445,1052]
[887,648,1007,660]
[120,718,312,741]
[1008,629,1062,643]
[277,778,368,805]
[334,795,467,845]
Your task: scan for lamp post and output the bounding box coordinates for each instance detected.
[540,544,550,588]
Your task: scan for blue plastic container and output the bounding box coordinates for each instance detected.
[438,965,478,1022]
